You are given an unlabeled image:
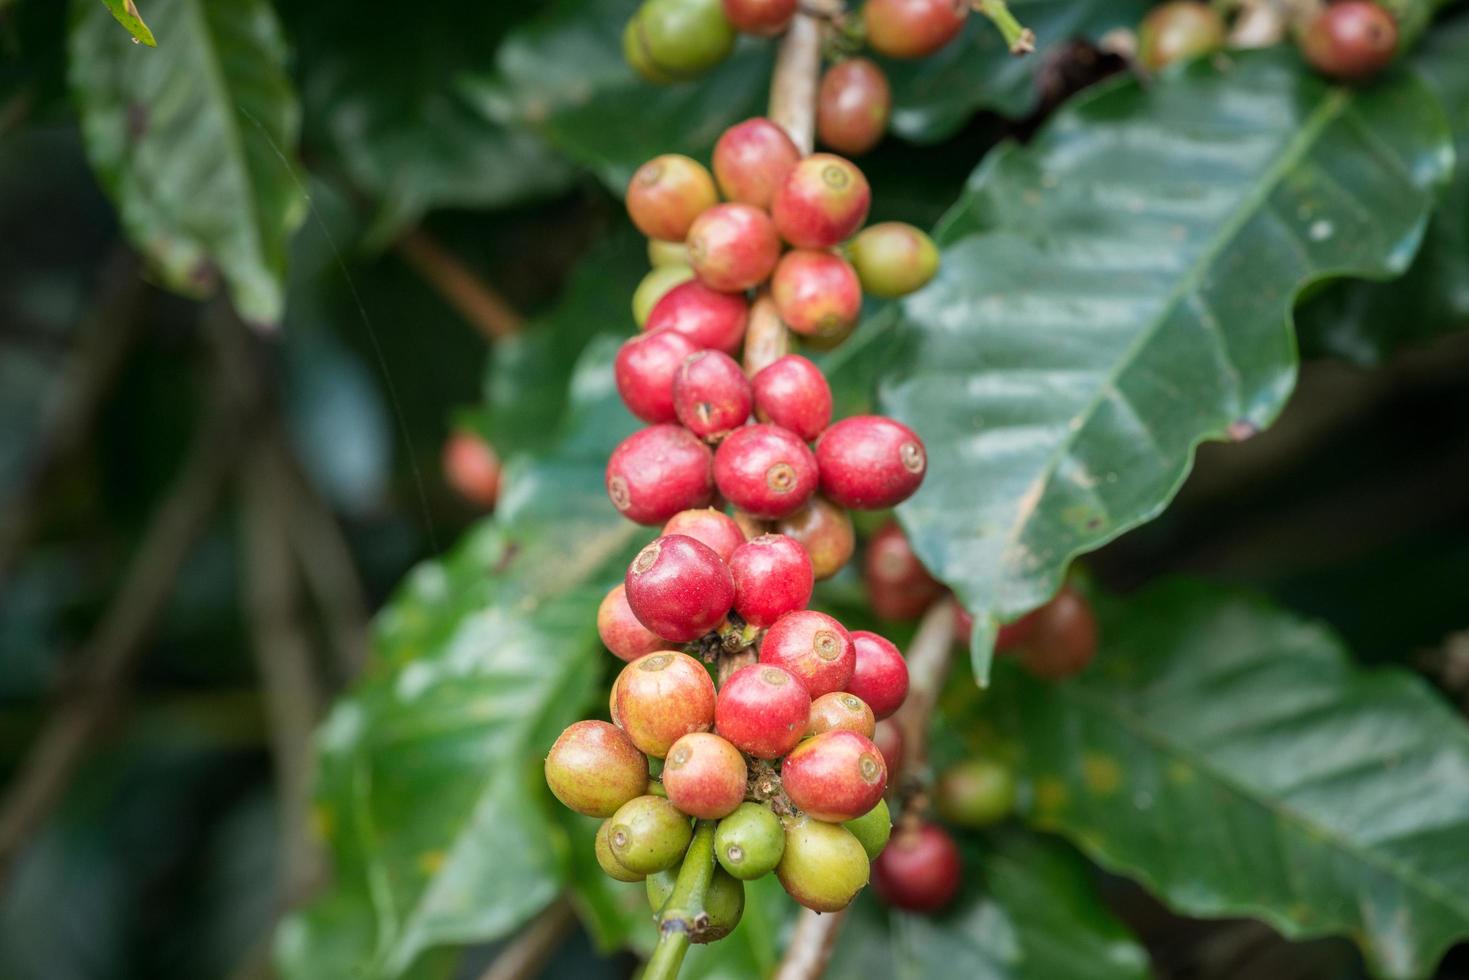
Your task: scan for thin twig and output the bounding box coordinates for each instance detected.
[773,908,849,980]
[477,896,577,980]
[768,5,827,155]
[395,227,525,342]
[742,290,790,377]
[892,599,959,793]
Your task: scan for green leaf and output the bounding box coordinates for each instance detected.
[68,0,304,325]
[1299,14,1469,364]
[991,579,1469,978]
[882,51,1453,683]
[98,0,156,46]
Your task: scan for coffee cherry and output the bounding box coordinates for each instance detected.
[596,819,645,881]
[607,425,715,524]
[872,718,904,783]
[772,154,871,249]
[729,533,814,628]
[673,350,754,439]
[714,424,820,520]
[627,0,737,84]
[776,817,870,912]
[663,732,748,819]
[687,203,782,293]
[648,238,690,267]
[722,0,797,35]
[616,330,699,424]
[817,58,891,156]
[608,794,694,875]
[633,265,696,326]
[862,0,968,59]
[645,280,750,355]
[443,430,501,509]
[623,17,678,84]
[713,117,802,209]
[776,496,855,580]
[715,663,811,758]
[760,609,856,696]
[808,691,876,737]
[627,154,718,242]
[934,758,1016,829]
[843,798,892,861]
[662,507,745,562]
[752,355,832,441]
[782,730,887,821]
[1019,585,1098,680]
[1301,1,1398,80]
[626,535,736,642]
[613,651,718,757]
[864,520,943,621]
[715,802,786,879]
[732,509,771,541]
[847,630,909,719]
[872,821,961,912]
[599,583,672,662]
[817,415,926,509]
[848,222,938,298]
[771,250,863,340]
[646,865,745,941]
[953,603,1041,652]
[545,720,649,817]
[1138,1,1225,70]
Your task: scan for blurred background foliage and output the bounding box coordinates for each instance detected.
[1,0,1468,978]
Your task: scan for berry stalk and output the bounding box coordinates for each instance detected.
[973,0,1035,55]
[644,820,719,980]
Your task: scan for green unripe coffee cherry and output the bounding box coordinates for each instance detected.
[842,798,892,861]
[1137,1,1226,71]
[934,758,1016,829]
[625,0,736,84]
[847,222,939,299]
[633,264,695,326]
[714,802,786,880]
[607,795,693,874]
[646,866,747,942]
[776,817,870,912]
[596,819,645,882]
[648,238,691,268]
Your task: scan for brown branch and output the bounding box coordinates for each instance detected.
[773,908,848,980]
[892,599,959,792]
[477,896,577,980]
[768,4,828,155]
[395,227,525,342]
[742,290,790,377]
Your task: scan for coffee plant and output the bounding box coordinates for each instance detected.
[4,0,1469,978]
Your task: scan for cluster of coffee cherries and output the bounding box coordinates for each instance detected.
[1139,0,1399,80]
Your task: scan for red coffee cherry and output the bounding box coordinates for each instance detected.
[662,507,745,563]
[1137,1,1225,70]
[1301,1,1398,80]
[625,534,735,642]
[732,509,771,541]
[728,533,814,628]
[615,329,699,424]
[442,430,501,509]
[634,265,695,326]
[752,354,832,441]
[663,732,749,819]
[715,663,812,758]
[807,691,876,737]
[545,720,649,817]
[772,154,871,249]
[613,651,718,757]
[863,0,968,59]
[759,609,855,696]
[817,415,926,509]
[781,730,887,821]
[776,496,855,580]
[712,117,802,209]
[714,424,819,520]
[1019,585,1099,680]
[817,58,891,156]
[687,203,782,293]
[847,630,909,719]
[626,154,719,241]
[864,520,944,621]
[872,718,904,783]
[996,606,1042,652]
[722,0,797,35]
[872,821,962,912]
[607,424,715,524]
[599,583,671,662]
[645,280,750,355]
[848,221,939,299]
[771,250,863,339]
[673,350,754,440]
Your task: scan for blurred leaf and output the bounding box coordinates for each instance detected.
[882,51,1452,682]
[992,579,1469,979]
[98,0,156,46]
[1299,14,1469,363]
[68,0,304,325]
[559,812,657,956]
